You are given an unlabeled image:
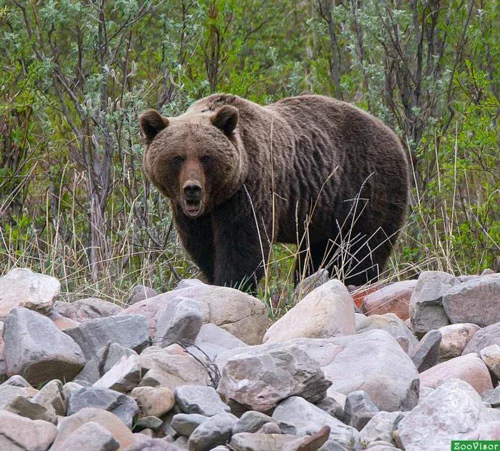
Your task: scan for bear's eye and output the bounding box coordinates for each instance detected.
[171,156,185,166]
[200,155,211,164]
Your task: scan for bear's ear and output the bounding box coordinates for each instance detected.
[211,105,238,136]
[139,109,169,144]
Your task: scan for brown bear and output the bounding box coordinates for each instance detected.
[140,94,409,292]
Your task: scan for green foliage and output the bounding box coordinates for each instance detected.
[0,0,499,303]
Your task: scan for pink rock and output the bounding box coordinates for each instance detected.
[438,323,480,360]
[362,280,417,320]
[420,353,493,394]
[48,309,80,330]
[468,421,500,440]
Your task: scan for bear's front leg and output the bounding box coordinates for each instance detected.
[211,204,271,293]
[173,205,215,283]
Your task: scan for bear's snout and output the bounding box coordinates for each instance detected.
[182,180,204,218]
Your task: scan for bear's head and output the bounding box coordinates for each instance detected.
[140,105,248,218]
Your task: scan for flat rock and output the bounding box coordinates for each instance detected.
[64,314,149,360]
[175,385,230,416]
[4,394,56,423]
[3,307,85,385]
[51,407,135,451]
[411,329,441,372]
[0,384,38,409]
[362,280,417,320]
[55,420,120,451]
[93,354,142,393]
[397,379,500,451]
[282,425,331,451]
[355,313,419,355]
[217,343,331,412]
[462,321,500,354]
[264,279,355,343]
[139,347,210,389]
[153,297,204,347]
[359,411,404,446]
[187,412,238,451]
[67,387,139,428]
[0,268,60,319]
[195,323,247,350]
[122,282,269,345]
[443,275,500,326]
[420,353,493,394]
[438,323,480,360]
[170,413,208,437]
[272,396,359,449]
[55,297,123,322]
[480,344,500,379]
[131,386,175,418]
[232,411,276,435]
[410,271,458,336]
[0,410,57,451]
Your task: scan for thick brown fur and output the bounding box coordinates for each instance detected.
[140,94,409,292]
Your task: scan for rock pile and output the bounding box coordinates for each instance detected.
[0,268,499,450]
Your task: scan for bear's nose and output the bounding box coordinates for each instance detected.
[183,182,202,201]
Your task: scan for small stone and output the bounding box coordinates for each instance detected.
[125,437,175,450]
[420,353,493,394]
[344,390,379,430]
[67,387,139,428]
[171,413,208,437]
[0,384,38,409]
[127,285,159,306]
[443,275,500,326]
[291,269,330,303]
[362,280,417,321]
[48,309,80,330]
[4,395,56,423]
[438,323,480,360]
[135,416,163,430]
[0,268,60,319]
[282,425,331,451]
[3,307,85,385]
[175,385,231,416]
[131,386,175,418]
[50,407,135,451]
[0,410,57,451]
[154,297,204,347]
[232,411,276,435]
[315,396,344,420]
[54,421,120,451]
[264,279,356,343]
[93,354,142,393]
[1,375,32,387]
[463,321,500,355]
[230,432,298,451]
[63,381,84,400]
[411,329,441,372]
[483,388,500,408]
[65,314,149,361]
[217,343,331,412]
[480,344,500,379]
[272,396,359,449]
[257,422,282,434]
[187,412,238,451]
[195,323,247,350]
[410,271,457,336]
[359,411,404,446]
[54,297,123,322]
[33,379,65,416]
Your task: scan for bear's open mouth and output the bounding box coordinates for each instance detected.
[183,200,204,218]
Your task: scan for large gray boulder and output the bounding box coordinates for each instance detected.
[443,275,500,326]
[3,307,85,385]
[217,342,331,412]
